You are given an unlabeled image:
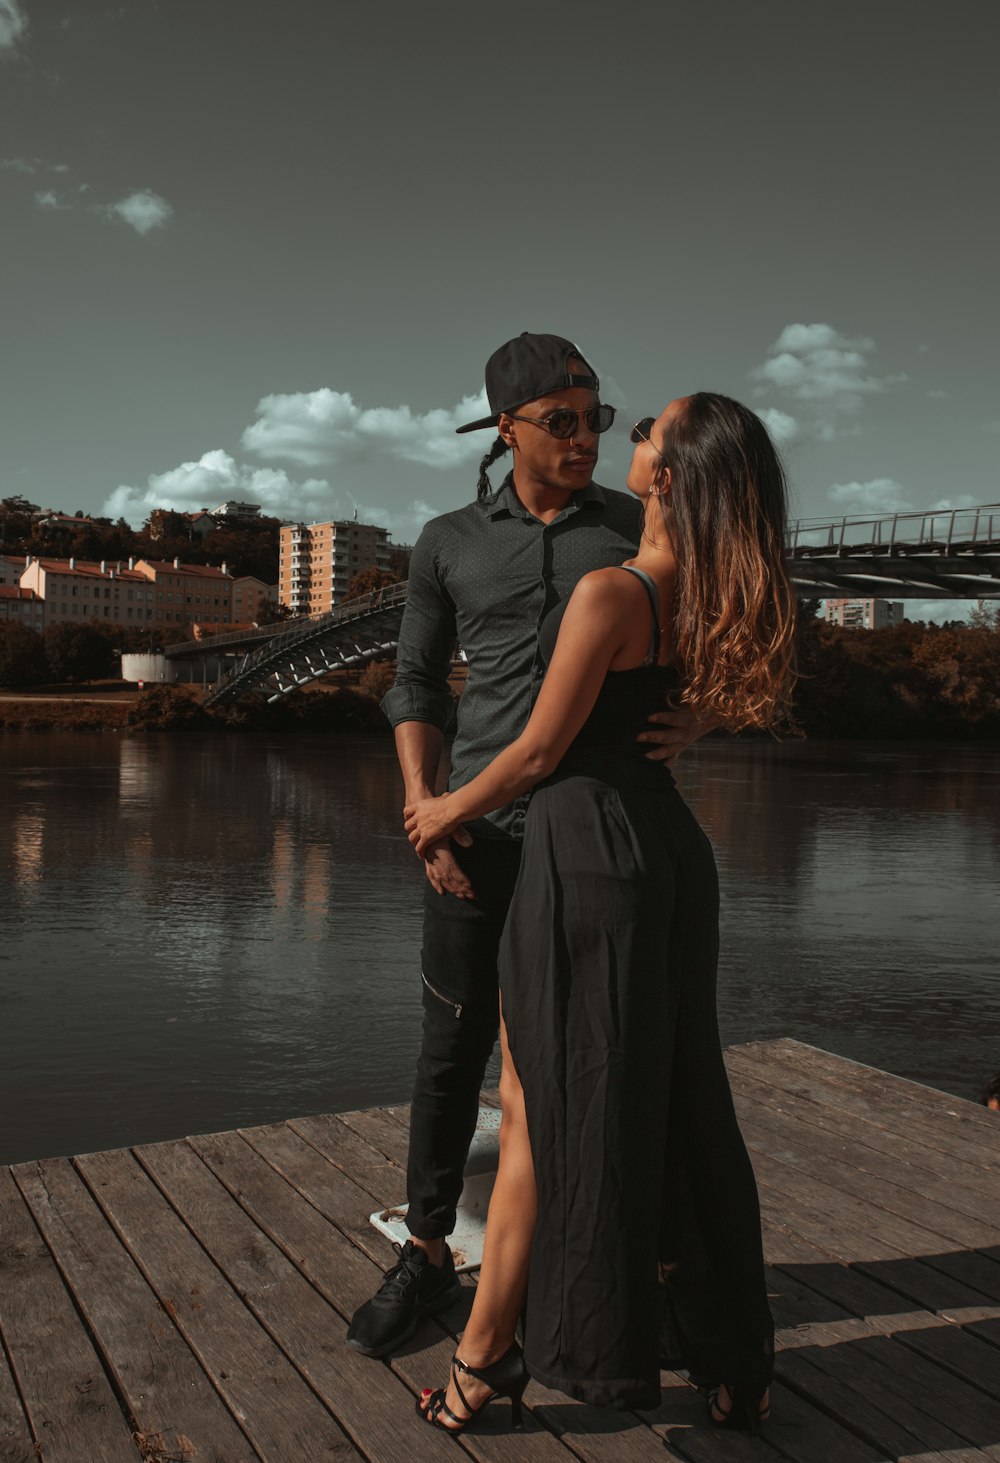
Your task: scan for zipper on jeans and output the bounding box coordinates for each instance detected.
[421,970,463,1018]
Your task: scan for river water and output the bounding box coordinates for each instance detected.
[1,731,997,1166]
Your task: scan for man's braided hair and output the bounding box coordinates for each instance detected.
[477,436,510,501]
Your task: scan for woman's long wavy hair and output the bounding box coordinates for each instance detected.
[658,392,797,731]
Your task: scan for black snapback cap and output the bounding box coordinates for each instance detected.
[455,332,599,434]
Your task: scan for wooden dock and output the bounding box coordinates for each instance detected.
[2,1038,998,1462]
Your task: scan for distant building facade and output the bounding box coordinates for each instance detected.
[17,555,237,628]
[211,500,262,521]
[279,518,392,614]
[824,598,906,630]
[232,575,278,623]
[0,586,44,629]
[19,556,153,626]
[0,554,26,587]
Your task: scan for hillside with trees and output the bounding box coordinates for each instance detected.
[0,499,282,584]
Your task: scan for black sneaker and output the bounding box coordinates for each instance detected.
[345,1240,463,1357]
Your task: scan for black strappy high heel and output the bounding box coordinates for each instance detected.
[707,1383,771,1436]
[418,1341,528,1433]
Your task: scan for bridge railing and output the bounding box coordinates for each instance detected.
[787,505,1000,555]
[166,581,409,659]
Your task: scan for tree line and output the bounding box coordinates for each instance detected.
[2,600,999,739]
[1,501,284,585]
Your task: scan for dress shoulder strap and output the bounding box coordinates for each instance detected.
[616,565,661,665]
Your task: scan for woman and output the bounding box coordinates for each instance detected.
[406,393,796,1435]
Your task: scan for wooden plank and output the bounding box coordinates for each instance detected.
[727,1047,1000,1213]
[729,1059,1000,1224]
[749,1141,1000,1309]
[736,1100,1000,1252]
[333,1108,412,1169]
[289,1113,403,1201]
[13,1155,259,1463]
[75,1145,360,1463]
[732,1040,998,1166]
[0,1167,139,1463]
[142,1134,470,1463]
[0,1326,35,1463]
[241,1122,401,1269]
[761,1214,1000,1403]
[766,1263,1000,1456]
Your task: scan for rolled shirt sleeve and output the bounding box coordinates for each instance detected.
[381,521,457,731]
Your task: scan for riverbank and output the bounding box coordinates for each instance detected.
[0,682,391,732]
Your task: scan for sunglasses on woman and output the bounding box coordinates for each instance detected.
[630,416,669,461]
[629,417,656,445]
[507,404,617,439]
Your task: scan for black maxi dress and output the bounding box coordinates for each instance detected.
[498,566,775,1410]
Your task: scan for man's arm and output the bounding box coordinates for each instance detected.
[381,525,475,899]
[394,721,474,898]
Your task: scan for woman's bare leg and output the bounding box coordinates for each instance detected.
[419,1003,536,1425]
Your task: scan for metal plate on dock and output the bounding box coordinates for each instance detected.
[369,1104,501,1271]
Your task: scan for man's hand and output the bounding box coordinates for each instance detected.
[637,706,719,765]
[420,831,475,899]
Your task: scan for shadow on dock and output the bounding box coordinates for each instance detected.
[1,1038,998,1461]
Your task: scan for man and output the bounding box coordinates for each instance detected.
[346,332,706,1356]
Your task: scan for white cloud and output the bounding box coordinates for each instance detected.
[104,188,172,235]
[0,0,28,51]
[3,156,70,174]
[34,181,89,211]
[925,389,950,400]
[756,407,799,445]
[103,451,329,526]
[904,600,980,625]
[828,478,912,514]
[753,323,904,437]
[102,448,439,543]
[826,483,982,519]
[242,387,492,471]
[983,420,1000,436]
[928,494,977,512]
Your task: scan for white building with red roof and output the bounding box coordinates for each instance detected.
[16,555,235,629]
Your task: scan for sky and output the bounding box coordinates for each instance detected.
[2,0,998,621]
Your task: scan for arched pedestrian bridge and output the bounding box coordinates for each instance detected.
[174,503,999,707]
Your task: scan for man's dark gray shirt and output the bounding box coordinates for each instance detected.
[381,472,642,839]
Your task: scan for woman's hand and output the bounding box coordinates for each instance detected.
[404,793,459,858]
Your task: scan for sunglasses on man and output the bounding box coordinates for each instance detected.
[506,404,617,440]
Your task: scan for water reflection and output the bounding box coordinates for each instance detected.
[1,731,997,1166]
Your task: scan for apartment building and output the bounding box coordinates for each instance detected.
[232,575,277,623]
[0,586,44,628]
[279,518,391,615]
[824,598,905,630]
[19,557,153,626]
[134,559,235,626]
[17,556,236,628]
[0,554,26,587]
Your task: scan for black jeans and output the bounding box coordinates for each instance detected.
[406,835,523,1240]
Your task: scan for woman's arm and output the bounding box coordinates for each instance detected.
[403,571,633,854]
